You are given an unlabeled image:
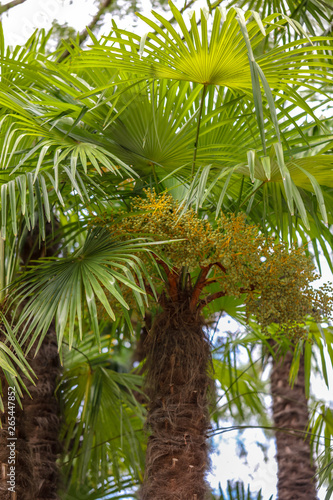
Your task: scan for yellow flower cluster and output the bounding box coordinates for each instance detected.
[96,190,332,339]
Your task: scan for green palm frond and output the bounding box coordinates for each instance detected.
[210,321,270,425]
[308,401,333,500]
[309,402,333,456]
[7,228,158,351]
[213,356,268,423]
[213,480,273,500]
[237,151,333,228]
[0,93,136,238]
[249,184,333,269]
[317,446,333,500]
[302,323,333,395]
[0,26,53,85]
[59,334,146,488]
[0,313,35,411]
[63,475,138,499]
[224,0,333,39]
[79,4,333,100]
[79,5,319,87]
[0,225,37,410]
[205,293,246,321]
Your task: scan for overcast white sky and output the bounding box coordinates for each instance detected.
[2,1,333,498]
[1,0,215,46]
[2,0,162,46]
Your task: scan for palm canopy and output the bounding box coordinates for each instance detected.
[0,4,333,351]
[0,3,333,246]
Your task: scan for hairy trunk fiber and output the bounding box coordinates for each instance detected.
[23,324,62,499]
[271,348,317,500]
[132,313,151,406]
[140,301,212,500]
[0,325,61,500]
[1,223,62,499]
[0,370,35,500]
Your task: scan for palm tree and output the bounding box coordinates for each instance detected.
[92,190,332,499]
[1,2,333,497]
[71,6,333,497]
[210,316,333,500]
[198,3,333,496]
[16,222,62,500]
[0,26,158,498]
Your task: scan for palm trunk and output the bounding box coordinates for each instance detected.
[1,223,62,499]
[140,300,212,500]
[22,324,62,499]
[132,313,151,406]
[271,348,317,500]
[0,325,61,500]
[0,369,35,500]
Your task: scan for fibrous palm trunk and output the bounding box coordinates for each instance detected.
[271,348,317,500]
[22,324,61,499]
[1,225,61,499]
[0,325,61,500]
[0,369,35,500]
[140,300,212,500]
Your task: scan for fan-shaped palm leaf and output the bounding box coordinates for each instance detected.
[79,4,332,106]
[7,228,160,351]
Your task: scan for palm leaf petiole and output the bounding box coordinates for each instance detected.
[192,84,208,179]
